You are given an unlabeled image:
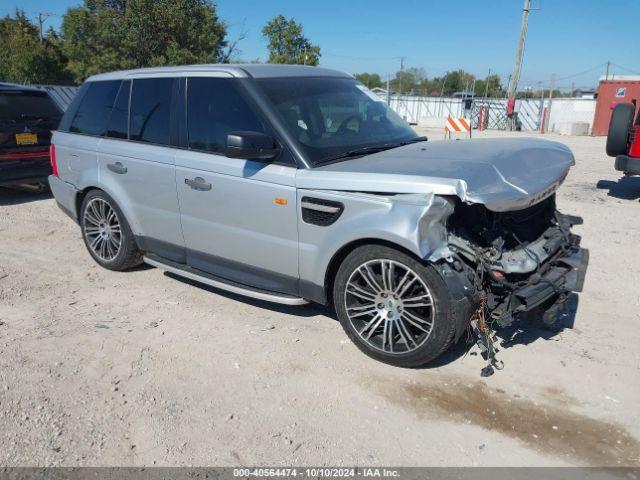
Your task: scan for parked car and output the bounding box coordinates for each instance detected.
[606,102,640,175]
[0,83,63,188]
[49,65,588,367]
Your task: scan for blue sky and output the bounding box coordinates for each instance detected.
[3,0,638,90]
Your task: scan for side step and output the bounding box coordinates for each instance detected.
[143,255,309,306]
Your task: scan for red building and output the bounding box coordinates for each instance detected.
[592,76,640,136]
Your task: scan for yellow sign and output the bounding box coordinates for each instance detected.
[15,133,37,145]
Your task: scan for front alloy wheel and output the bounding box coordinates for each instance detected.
[333,245,455,367]
[344,259,435,354]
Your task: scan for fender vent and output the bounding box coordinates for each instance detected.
[301,197,344,226]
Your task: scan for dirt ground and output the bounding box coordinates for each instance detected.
[1,129,639,467]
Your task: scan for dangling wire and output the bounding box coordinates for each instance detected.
[468,278,504,376]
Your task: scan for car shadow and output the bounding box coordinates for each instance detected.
[596,176,640,200]
[0,186,52,206]
[163,271,329,319]
[418,294,580,370]
[497,293,579,349]
[161,270,581,368]
[417,336,475,369]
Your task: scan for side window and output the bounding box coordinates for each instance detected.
[69,80,121,136]
[129,78,173,145]
[106,80,130,139]
[187,77,265,154]
[58,82,89,132]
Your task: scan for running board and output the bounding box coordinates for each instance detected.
[143,255,309,306]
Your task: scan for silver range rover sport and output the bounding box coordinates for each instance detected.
[49,64,588,367]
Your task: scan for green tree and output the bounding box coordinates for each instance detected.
[440,70,475,95]
[475,74,504,98]
[0,11,71,84]
[390,67,426,94]
[262,15,320,66]
[354,72,382,89]
[61,0,228,83]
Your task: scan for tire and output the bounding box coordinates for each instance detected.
[606,103,635,157]
[80,189,142,271]
[333,245,455,367]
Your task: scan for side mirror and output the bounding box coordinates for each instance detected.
[225,131,280,161]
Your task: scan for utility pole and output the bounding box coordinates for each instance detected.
[439,75,447,116]
[544,73,555,133]
[36,12,51,42]
[605,60,611,81]
[508,0,531,99]
[399,57,405,94]
[386,73,391,106]
[483,68,491,99]
[537,80,544,131]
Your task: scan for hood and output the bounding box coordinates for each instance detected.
[296,138,574,212]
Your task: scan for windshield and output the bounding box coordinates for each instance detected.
[256,77,418,165]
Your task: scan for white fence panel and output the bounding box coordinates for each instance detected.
[388,94,597,133]
[548,99,596,134]
[390,96,465,124]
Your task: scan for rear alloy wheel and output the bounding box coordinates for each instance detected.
[80,190,142,271]
[84,197,121,261]
[333,245,455,367]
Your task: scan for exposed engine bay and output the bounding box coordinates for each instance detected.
[444,194,588,329]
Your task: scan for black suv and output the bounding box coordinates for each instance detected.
[0,83,62,187]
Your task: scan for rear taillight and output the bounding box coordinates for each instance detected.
[49,144,58,177]
[630,126,640,158]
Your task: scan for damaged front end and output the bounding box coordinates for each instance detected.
[444,194,589,329]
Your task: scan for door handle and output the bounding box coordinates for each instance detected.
[107,162,127,174]
[185,177,212,191]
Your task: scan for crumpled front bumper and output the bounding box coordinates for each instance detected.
[510,244,588,313]
[482,213,589,327]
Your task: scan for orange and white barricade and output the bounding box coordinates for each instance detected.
[444,117,471,139]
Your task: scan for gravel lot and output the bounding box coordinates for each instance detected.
[1,129,639,467]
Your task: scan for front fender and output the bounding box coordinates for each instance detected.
[297,190,454,301]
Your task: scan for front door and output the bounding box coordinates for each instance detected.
[175,76,299,295]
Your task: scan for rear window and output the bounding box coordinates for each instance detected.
[0,91,61,126]
[129,78,173,145]
[106,80,130,139]
[69,81,121,136]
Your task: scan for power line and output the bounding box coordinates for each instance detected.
[554,62,608,82]
[611,63,640,75]
[321,51,402,61]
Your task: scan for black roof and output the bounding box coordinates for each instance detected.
[0,82,44,93]
[0,82,79,111]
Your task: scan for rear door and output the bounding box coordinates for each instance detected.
[54,81,121,188]
[175,76,299,295]
[98,77,184,262]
